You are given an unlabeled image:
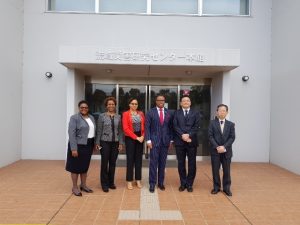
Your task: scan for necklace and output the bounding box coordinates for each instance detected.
[130,111,137,115]
[107,112,115,117]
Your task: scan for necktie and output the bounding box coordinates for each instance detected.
[220,120,224,133]
[159,108,164,125]
[184,110,188,117]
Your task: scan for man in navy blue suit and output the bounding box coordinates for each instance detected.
[146,95,174,193]
[173,96,200,192]
[208,104,235,196]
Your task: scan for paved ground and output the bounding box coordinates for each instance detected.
[0,160,300,225]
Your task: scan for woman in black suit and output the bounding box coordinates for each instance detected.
[66,100,96,196]
[95,96,123,193]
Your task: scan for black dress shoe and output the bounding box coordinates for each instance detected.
[179,185,186,192]
[102,187,109,193]
[149,185,155,193]
[80,186,93,193]
[223,190,232,196]
[211,189,220,194]
[72,189,82,197]
[109,184,116,189]
[158,184,165,191]
[187,186,193,192]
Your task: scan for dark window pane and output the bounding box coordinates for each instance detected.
[85,84,116,120]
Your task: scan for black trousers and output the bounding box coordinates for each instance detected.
[211,153,231,191]
[125,133,143,181]
[175,144,197,187]
[100,141,119,188]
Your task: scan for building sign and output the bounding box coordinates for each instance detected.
[59,46,240,67]
[95,51,205,63]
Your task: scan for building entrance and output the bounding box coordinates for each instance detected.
[86,83,210,157]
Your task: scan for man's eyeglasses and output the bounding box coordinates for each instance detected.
[80,106,88,109]
[130,103,138,105]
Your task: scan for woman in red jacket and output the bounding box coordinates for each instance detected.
[122,98,145,190]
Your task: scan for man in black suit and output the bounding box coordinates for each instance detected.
[208,104,235,196]
[173,96,200,192]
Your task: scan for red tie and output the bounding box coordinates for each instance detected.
[159,108,164,125]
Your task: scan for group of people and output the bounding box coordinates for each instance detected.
[65,95,235,197]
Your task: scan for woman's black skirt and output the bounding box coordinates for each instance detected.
[65,138,94,174]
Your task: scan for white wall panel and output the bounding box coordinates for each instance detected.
[0,0,23,167]
[270,0,300,174]
[22,0,272,162]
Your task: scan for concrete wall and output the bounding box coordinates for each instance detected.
[211,74,223,119]
[0,0,23,167]
[270,0,300,174]
[22,0,272,162]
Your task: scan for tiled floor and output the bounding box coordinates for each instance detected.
[0,160,300,225]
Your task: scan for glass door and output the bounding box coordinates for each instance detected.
[85,83,210,157]
[118,85,147,115]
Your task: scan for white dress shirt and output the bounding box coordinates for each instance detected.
[85,117,95,138]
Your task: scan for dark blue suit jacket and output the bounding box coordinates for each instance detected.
[173,109,200,147]
[208,118,235,158]
[145,107,174,148]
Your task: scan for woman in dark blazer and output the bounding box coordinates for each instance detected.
[122,98,145,190]
[66,100,96,196]
[95,97,124,193]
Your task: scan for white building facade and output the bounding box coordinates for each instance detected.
[1,0,299,174]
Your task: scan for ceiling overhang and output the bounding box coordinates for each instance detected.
[59,46,240,77]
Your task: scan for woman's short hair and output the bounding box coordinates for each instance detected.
[104,96,117,107]
[78,100,89,107]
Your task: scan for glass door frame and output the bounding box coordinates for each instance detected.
[88,83,211,161]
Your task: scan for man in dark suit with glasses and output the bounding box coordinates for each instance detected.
[173,95,200,192]
[208,104,235,196]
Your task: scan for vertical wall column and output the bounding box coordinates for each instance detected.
[210,72,231,119]
[222,71,231,119]
[66,69,76,122]
[211,74,223,119]
[66,69,85,119]
[65,69,85,157]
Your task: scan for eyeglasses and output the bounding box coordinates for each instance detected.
[130,103,138,105]
[80,106,88,109]
[156,99,165,102]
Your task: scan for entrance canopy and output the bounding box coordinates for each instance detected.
[59,46,240,77]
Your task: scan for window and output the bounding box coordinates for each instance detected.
[48,0,95,12]
[100,0,147,13]
[152,0,198,14]
[202,0,250,15]
[47,0,250,16]
[85,84,116,120]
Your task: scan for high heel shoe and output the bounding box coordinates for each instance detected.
[127,182,133,190]
[136,180,142,189]
[80,185,93,193]
[72,188,82,197]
